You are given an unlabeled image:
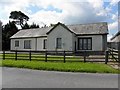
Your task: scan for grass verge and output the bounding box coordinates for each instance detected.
[0,59,120,74]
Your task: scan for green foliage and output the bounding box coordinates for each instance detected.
[30,22,39,29]
[2,21,18,50]
[9,11,29,28]
[22,23,30,29]
[1,59,119,74]
[22,22,40,29]
[50,23,56,27]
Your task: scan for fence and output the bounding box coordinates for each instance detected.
[107,42,120,50]
[2,50,110,63]
[109,48,119,61]
[107,42,120,64]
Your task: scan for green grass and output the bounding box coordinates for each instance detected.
[0,59,120,74]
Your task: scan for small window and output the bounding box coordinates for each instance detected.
[56,38,62,49]
[24,40,31,49]
[43,39,47,49]
[15,41,19,47]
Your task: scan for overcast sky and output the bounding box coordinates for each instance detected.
[0,0,119,41]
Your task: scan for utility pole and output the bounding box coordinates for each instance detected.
[0,21,2,51]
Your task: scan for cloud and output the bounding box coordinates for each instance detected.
[108,21,118,31]
[108,12,118,31]
[111,13,118,21]
[25,1,109,26]
[110,0,119,6]
[28,10,62,26]
[0,0,118,37]
[0,0,109,25]
[60,2,108,24]
[107,34,113,42]
[0,0,31,24]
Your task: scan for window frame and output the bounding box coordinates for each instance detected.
[24,40,31,49]
[15,40,19,47]
[78,37,92,50]
[56,38,62,49]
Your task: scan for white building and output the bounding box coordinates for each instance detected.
[10,22,108,52]
[109,31,120,50]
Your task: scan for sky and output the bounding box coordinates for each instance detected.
[0,0,120,41]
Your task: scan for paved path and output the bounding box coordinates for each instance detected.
[1,67,119,88]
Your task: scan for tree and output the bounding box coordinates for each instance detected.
[22,22,40,29]
[30,23,39,29]
[50,23,56,27]
[2,21,18,50]
[22,23,30,29]
[9,11,29,29]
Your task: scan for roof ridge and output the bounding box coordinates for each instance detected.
[19,26,53,31]
[66,22,107,26]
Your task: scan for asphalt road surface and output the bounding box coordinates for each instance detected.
[1,67,118,88]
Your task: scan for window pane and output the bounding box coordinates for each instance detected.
[78,38,92,50]
[56,38,62,49]
[88,39,91,50]
[24,40,31,49]
[15,41,19,47]
[83,39,87,50]
[79,39,82,50]
[43,39,47,49]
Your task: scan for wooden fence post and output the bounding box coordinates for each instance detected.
[84,51,86,63]
[63,51,66,63]
[45,50,47,62]
[15,50,17,60]
[105,50,109,64]
[3,50,5,60]
[29,51,31,61]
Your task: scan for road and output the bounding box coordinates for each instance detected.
[1,67,118,88]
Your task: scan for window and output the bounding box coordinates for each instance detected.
[78,38,92,50]
[56,38,62,49]
[43,39,47,49]
[15,41,19,47]
[24,40,31,49]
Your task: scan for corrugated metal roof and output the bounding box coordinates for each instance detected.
[10,22,108,39]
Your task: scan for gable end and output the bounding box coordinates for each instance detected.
[46,22,75,35]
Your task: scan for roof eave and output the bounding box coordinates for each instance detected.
[76,33,108,36]
[111,31,120,40]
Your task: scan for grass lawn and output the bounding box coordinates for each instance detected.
[0,59,120,74]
